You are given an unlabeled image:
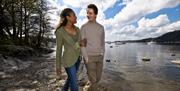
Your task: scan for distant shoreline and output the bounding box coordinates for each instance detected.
[105,41,180,45]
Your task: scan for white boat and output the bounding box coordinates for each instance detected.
[147,41,156,45]
[115,42,126,45]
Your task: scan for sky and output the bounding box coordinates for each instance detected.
[46,0,180,41]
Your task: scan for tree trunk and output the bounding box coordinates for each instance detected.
[11,0,17,42]
[24,0,29,45]
[19,0,23,45]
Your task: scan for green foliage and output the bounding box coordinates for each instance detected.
[0,0,53,48]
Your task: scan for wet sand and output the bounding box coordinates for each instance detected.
[1,55,180,91]
[1,43,180,91]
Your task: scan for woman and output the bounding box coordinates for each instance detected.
[55,8,86,91]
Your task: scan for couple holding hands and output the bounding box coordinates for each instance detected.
[55,4,105,91]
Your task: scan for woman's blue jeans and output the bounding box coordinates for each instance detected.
[61,57,81,91]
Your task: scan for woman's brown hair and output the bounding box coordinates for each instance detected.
[55,8,74,32]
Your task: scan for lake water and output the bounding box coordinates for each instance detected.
[104,43,180,91]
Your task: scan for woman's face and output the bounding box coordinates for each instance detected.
[87,8,96,22]
[67,12,77,24]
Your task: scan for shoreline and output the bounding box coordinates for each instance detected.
[1,44,180,91]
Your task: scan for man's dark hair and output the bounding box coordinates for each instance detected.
[87,4,98,15]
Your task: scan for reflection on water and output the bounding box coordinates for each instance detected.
[104,43,180,91]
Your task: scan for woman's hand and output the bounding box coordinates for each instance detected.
[84,59,89,64]
[83,57,89,64]
[79,38,87,47]
[56,68,62,77]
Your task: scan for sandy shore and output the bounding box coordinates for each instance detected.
[1,45,180,91]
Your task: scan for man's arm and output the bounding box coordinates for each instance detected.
[101,27,105,56]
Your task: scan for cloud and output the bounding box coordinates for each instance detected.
[62,0,117,11]
[156,20,180,34]
[112,0,180,27]
[46,0,180,41]
[138,15,170,28]
[136,14,180,39]
[119,0,132,6]
[68,0,117,27]
[107,0,180,41]
[110,13,180,40]
[46,0,69,29]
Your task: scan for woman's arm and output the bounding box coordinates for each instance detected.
[55,30,63,75]
[80,26,89,62]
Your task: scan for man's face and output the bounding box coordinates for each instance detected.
[87,8,96,21]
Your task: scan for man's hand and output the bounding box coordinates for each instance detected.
[79,38,87,47]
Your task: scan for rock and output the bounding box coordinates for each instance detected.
[48,78,56,84]
[0,56,33,72]
[11,66,18,70]
[36,47,54,54]
[106,59,111,62]
[0,45,37,57]
[142,57,150,61]
[0,72,5,75]
[110,46,113,48]
[0,72,13,79]
[171,53,176,56]
[32,80,38,84]
[9,88,36,91]
[1,74,13,79]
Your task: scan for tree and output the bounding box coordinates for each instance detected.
[0,0,53,48]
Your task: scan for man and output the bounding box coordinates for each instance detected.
[80,4,105,91]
